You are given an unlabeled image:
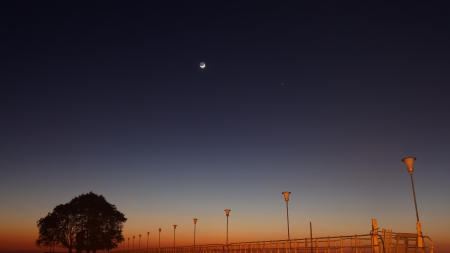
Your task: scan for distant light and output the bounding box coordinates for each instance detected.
[200,62,206,69]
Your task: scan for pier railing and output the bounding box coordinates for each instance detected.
[114,219,433,253]
[114,232,432,253]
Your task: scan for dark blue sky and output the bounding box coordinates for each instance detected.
[1,1,450,251]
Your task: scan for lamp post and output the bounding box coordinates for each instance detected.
[128,238,130,251]
[193,218,198,251]
[159,228,162,252]
[173,225,177,253]
[147,232,150,253]
[133,236,135,251]
[402,157,420,222]
[224,209,231,247]
[402,157,424,250]
[282,192,291,241]
[139,234,141,250]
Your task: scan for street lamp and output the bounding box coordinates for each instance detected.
[159,228,162,252]
[193,218,198,251]
[128,238,130,251]
[402,157,420,222]
[402,157,424,250]
[193,219,198,244]
[139,234,141,250]
[173,225,177,253]
[133,236,135,251]
[224,209,231,246]
[282,192,291,241]
[147,232,150,253]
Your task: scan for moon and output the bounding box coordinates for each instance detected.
[199,62,205,69]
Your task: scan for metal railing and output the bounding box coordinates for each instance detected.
[114,231,433,253]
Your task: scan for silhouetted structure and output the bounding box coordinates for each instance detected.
[36,192,127,253]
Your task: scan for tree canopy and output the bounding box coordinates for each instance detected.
[36,192,127,253]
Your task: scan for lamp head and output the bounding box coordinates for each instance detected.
[148,232,150,235]
[173,225,177,229]
[193,218,198,224]
[402,157,416,175]
[282,191,291,201]
[159,228,161,232]
[224,209,231,217]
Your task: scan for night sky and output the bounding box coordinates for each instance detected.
[1,1,450,252]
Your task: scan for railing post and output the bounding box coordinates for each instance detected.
[416,221,425,253]
[304,238,307,253]
[315,238,318,253]
[327,237,330,253]
[372,219,379,253]
[350,237,353,253]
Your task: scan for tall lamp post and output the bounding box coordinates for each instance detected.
[402,157,424,250]
[158,228,162,252]
[193,218,198,250]
[173,225,177,253]
[224,209,231,248]
[147,232,150,253]
[282,192,291,241]
[139,234,141,250]
[282,192,291,252]
[133,236,135,251]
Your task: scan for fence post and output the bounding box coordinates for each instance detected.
[327,237,330,253]
[304,238,308,253]
[372,219,379,253]
[315,238,318,253]
[416,221,425,253]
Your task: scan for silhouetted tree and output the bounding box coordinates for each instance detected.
[36,192,126,253]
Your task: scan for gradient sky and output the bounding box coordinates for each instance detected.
[1,1,450,252]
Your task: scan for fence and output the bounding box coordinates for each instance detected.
[114,221,433,253]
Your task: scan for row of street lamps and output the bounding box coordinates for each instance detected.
[121,194,289,251]
[122,229,160,251]
[121,157,423,251]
